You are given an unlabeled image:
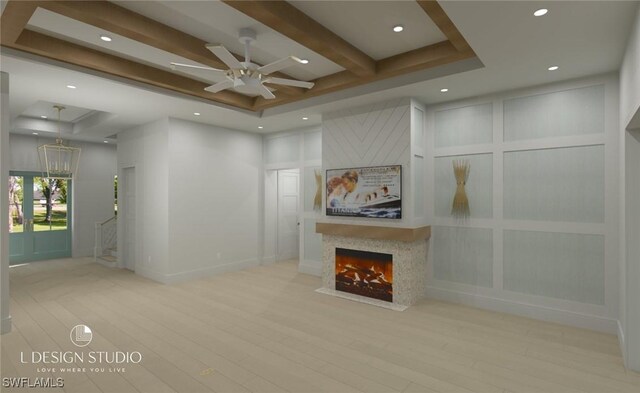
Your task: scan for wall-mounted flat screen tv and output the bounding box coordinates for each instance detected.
[326,165,402,219]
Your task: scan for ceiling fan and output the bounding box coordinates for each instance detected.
[170,28,314,99]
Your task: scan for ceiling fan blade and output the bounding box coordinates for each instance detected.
[257,84,276,99]
[257,56,303,75]
[204,79,235,93]
[264,77,314,89]
[206,45,244,70]
[170,62,226,73]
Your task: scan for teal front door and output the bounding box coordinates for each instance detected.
[9,172,72,264]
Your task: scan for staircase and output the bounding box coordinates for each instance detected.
[94,216,117,266]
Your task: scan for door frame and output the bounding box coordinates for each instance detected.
[9,171,73,264]
[264,167,302,265]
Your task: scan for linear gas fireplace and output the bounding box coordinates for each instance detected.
[335,248,393,302]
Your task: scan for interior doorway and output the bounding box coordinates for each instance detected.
[277,169,300,261]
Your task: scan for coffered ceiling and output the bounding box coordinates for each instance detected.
[0,1,637,138]
[0,0,477,113]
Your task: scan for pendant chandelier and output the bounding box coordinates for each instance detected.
[37,105,81,179]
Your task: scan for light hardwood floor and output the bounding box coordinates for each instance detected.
[1,258,639,393]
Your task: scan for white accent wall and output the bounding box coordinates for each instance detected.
[426,74,620,334]
[620,3,640,372]
[117,118,262,283]
[8,134,117,258]
[263,127,322,276]
[322,97,427,228]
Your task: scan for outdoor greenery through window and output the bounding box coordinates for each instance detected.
[34,177,67,231]
[9,175,68,233]
[8,176,23,233]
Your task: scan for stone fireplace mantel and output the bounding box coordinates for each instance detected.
[316,223,431,311]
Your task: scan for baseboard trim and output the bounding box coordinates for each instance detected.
[618,320,626,363]
[1,315,12,334]
[135,266,168,284]
[426,286,618,334]
[298,260,322,276]
[72,247,94,258]
[163,258,260,284]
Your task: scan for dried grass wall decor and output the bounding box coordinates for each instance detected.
[314,169,322,211]
[451,159,471,218]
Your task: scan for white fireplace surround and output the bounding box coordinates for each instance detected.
[317,226,429,310]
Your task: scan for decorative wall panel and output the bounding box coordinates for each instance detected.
[504,145,604,223]
[503,230,605,305]
[504,85,604,141]
[433,226,493,287]
[322,98,411,169]
[435,154,493,218]
[434,103,493,148]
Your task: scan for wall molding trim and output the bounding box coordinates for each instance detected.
[426,286,618,334]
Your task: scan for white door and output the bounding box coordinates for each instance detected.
[123,167,136,271]
[277,170,299,261]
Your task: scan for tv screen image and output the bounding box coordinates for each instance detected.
[326,165,402,219]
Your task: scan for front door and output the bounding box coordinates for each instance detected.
[9,172,72,264]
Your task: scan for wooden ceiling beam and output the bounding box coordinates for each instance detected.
[37,0,304,97]
[10,29,255,110]
[0,1,38,45]
[222,0,376,77]
[253,41,474,110]
[416,1,473,53]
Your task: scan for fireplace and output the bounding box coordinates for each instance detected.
[335,248,393,302]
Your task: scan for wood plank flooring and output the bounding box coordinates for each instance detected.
[1,258,639,393]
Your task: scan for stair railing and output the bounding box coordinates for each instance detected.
[94,215,117,261]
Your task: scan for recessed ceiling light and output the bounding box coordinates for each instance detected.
[258,126,263,129]
[104,140,109,143]
[32,132,38,135]
[302,117,308,120]
[300,59,309,64]
[100,35,112,42]
[440,88,449,92]
[40,115,47,119]
[66,85,76,89]
[548,65,559,71]
[534,8,548,17]
[393,25,404,33]
[193,112,201,116]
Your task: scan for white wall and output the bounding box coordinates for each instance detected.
[1,72,11,334]
[117,118,170,281]
[8,134,117,257]
[426,74,620,334]
[166,118,262,281]
[620,3,640,372]
[322,98,422,228]
[263,127,323,276]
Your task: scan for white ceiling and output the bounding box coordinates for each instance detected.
[112,0,345,81]
[1,0,638,139]
[21,100,96,122]
[290,0,446,60]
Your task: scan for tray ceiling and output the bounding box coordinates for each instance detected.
[0,0,477,113]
